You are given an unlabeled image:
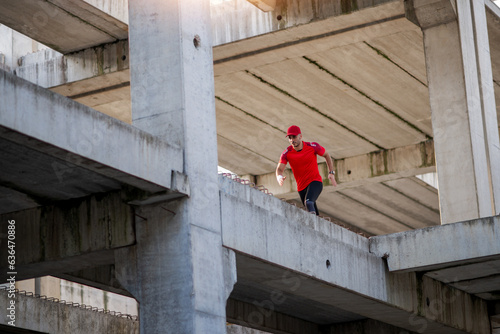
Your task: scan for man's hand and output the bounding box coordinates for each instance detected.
[277,174,287,186]
[328,173,337,187]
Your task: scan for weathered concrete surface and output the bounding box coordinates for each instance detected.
[492,302,500,333]
[370,215,500,272]
[0,68,186,199]
[0,172,493,333]
[226,324,271,334]
[0,0,128,53]
[412,0,500,223]
[15,42,130,122]
[211,0,400,49]
[114,0,228,333]
[13,275,138,317]
[56,265,133,297]
[0,289,138,333]
[0,191,135,283]
[326,319,420,333]
[219,175,490,334]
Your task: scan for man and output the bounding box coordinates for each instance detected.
[276,125,337,215]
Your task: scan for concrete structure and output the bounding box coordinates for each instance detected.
[1,0,500,333]
[11,276,138,317]
[0,287,138,334]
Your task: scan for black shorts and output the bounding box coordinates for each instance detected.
[298,181,323,215]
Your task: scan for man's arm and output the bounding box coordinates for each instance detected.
[322,151,337,187]
[276,163,287,186]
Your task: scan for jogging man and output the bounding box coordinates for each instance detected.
[276,125,337,215]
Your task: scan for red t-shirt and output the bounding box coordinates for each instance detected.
[279,142,325,191]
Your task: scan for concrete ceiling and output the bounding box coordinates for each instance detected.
[1,0,500,235]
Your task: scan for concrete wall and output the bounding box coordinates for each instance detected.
[0,289,138,333]
[60,279,138,316]
[13,276,138,317]
[83,0,128,23]
[0,24,50,72]
[210,0,398,45]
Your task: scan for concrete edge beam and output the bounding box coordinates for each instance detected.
[0,69,186,193]
[226,298,320,334]
[55,265,133,298]
[369,215,500,272]
[220,176,490,333]
[0,191,135,282]
[405,0,457,29]
[17,41,130,90]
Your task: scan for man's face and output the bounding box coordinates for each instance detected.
[288,134,302,147]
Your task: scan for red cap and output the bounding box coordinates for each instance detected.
[286,125,301,136]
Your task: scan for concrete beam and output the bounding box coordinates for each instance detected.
[369,215,500,272]
[56,265,132,298]
[0,69,186,195]
[0,0,128,53]
[213,1,407,77]
[211,0,400,47]
[325,319,420,334]
[255,140,435,197]
[220,175,490,333]
[16,40,129,91]
[0,289,138,333]
[226,298,320,334]
[0,191,135,283]
[404,0,457,29]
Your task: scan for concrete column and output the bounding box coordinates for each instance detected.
[124,0,227,333]
[412,0,500,223]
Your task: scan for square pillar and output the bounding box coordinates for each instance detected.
[120,0,228,333]
[410,0,500,223]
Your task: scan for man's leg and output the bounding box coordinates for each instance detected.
[304,181,323,215]
[298,187,307,211]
